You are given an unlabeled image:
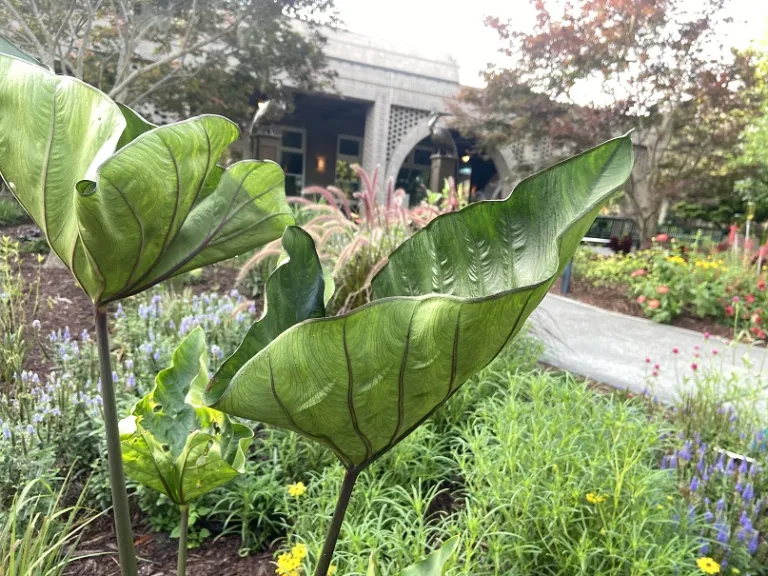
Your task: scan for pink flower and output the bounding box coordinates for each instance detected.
[645,357,651,364]
[647,299,661,310]
[672,347,679,355]
[704,331,710,340]
[758,278,766,291]
[746,294,756,305]
[631,269,648,278]
[637,295,647,304]
[655,233,669,243]
[652,370,659,377]
[653,364,660,370]
[691,363,698,371]
[733,296,741,303]
[712,349,719,356]
[725,305,735,317]
[656,285,670,295]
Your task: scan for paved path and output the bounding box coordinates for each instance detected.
[527,294,768,405]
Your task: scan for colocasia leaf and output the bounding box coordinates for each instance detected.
[206,136,634,471]
[120,328,252,504]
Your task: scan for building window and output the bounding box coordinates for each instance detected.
[279,127,305,195]
[336,135,363,193]
[397,145,434,204]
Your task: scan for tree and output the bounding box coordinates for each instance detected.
[453,0,762,242]
[0,0,336,125]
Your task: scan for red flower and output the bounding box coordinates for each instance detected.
[751,313,762,325]
[647,299,661,310]
[746,294,756,304]
[750,327,767,339]
[655,233,669,243]
[758,278,766,291]
[725,305,735,317]
[672,347,679,355]
[637,295,647,304]
[631,269,648,278]
[656,285,670,295]
[691,363,698,371]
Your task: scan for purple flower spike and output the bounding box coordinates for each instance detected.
[748,530,759,555]
[690,476,699,493]
[739,459,749,474]
[743,483,754,502]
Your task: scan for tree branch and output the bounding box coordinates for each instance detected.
[1,0,49,66]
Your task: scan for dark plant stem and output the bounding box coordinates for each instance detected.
[95,306,138,576]
[314,469,359,576]
[178,504,189,576]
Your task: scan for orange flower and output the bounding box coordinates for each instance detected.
[637,295,647,304]
[656,285,670,295]
[647,299,661,310]
[631,269,647,278]
[655,233,669,242]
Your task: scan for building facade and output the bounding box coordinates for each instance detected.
[235,25,557,201]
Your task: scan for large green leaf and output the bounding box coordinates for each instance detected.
[206,226,328,404]
[0,48,293,305]
[206,136,633,470]
[367,537,459,576]
[120,327,252,504]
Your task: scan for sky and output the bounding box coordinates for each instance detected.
[334,0,768,87]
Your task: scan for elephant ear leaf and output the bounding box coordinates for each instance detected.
[207,137,633,471]
[120,327,252,504]
[400,536,460,576]
[366,537,459,576]
[205,226,328,404]
[0,35,45,67]
[0,45,293,305]
[115,102,155,149]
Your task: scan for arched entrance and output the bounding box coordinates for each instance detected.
[384,119,513,204]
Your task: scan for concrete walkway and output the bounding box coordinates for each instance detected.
[527,294,768,405]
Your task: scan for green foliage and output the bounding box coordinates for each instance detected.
[209,136,634,474]
[120,327,252,505]
[1,474,99,576]
[0,237,40,384]
[0,51,294,305]
[0,195,30,226]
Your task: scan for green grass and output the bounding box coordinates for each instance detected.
[271,348,701,576]
[0,195,30,227]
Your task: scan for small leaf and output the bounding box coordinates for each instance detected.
[399,537,459,576]
[207,136,633,471]
[115,102,155,149]
[120,327,252,504]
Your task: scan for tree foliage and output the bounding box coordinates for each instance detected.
[454,0,763,240]
[0,0,336,124]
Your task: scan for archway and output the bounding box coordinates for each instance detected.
[384,119,514,203]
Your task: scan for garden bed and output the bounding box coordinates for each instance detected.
[552,276,733,340]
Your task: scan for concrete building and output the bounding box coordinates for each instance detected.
[237,25,557,202]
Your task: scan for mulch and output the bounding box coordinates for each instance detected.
[67,523,275,576]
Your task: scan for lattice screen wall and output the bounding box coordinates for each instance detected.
[386,106,431,161]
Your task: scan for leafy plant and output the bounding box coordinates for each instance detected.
[368,536,459,576]
[0,42,292,576]
[119,327,252,575]
[206,135,634,575]
[1,474,100,576]
[0,194,30,226]
[0,236,40,385]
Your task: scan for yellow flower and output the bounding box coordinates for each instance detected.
[657,504,664,510]
[586,492,607,504]
[276,551,302,576]
[288,482,307,498]
[696,557,720,574]
[327,566,338,576]
[666,495,674,502]
[665,255,686,266]
[292,543,308,561]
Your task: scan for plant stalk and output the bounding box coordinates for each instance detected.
[178,504,189,576]
[314,469,359,576]
[95,306,138,576]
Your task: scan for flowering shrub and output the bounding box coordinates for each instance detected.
[575,235,768,334]
[642,340,768,574]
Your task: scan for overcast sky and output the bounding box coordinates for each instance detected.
[334,0,768,87]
